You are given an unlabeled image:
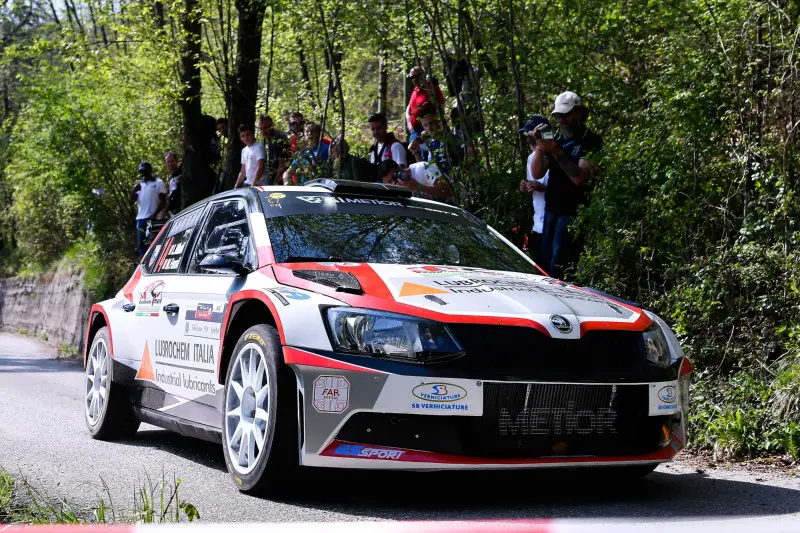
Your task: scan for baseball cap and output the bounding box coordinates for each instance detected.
[519,115,549,132]
[551,91,582,115]
[138,161,152,174]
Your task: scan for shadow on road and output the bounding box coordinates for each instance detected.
[285,467,800,520]
[0,355,81,373]
[121,425,800,520]
[125,429,227,473]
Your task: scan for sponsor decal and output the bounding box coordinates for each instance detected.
[297,195,403,207]
[275,288,310,300]
[407,265,493,277]
[549,314,572,334]
[184,303,224,323]
[139,340,218,395]
[658,385,676,404]
[184,303,225,339]
[412,383,467,403]
[373,376,483,416]
[499,402,618,436]
[333,444,404,460]
[398,282,449,297]
[313,375,349,413]
[195,303,213,320]
[136,280,165,316]
[649,381,680,415]
[267,192,285,208]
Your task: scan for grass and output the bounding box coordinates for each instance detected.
[0,468,199,525]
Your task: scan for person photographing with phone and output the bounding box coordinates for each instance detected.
[531,91,603,279]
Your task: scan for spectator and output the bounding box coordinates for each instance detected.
[368,112,408,167]
[411,108,461,176]
[378,159,454,203]
[517,116,550,262]
[532,91,603,279]
[286,111,305,156]
[258,114,290,185]
[282,121,329,184]
[129,161,167,257]
[329,136,376,182]
[234,123,266,188]
[405,65,445,145]
[164,151,182,215]
[213,118,229,194]
[216,117,228,138]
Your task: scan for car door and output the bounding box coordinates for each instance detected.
[132,206,207,413]
[111,220,173,366]
[156,197,256,427]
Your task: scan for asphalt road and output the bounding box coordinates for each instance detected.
[1,332,799,524]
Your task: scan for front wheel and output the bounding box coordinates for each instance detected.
[84,326,140,440]
[221,324,298,496]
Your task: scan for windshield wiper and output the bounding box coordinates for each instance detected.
[284,256,345,263]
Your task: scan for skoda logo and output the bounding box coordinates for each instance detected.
[550,315,572,333]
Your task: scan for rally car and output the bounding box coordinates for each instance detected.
[83,178,691,495]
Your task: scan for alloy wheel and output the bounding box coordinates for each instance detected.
[225,344,271,475]
[85,338,109,425]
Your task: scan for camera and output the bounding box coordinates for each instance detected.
[393,169,410,181]
[534,123,554,140]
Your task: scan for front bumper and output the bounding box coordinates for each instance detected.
[286,348,687,470]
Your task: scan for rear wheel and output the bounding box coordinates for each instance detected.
[221,324,298,496]
[84,326,140,439]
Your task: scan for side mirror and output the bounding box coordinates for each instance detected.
[199,253,250,276]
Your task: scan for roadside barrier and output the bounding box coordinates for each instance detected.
[3,517,800,532]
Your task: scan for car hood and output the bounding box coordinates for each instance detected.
[275,263,649,339]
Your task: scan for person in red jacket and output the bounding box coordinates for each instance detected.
[405,66,445,145]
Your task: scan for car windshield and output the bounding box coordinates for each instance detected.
[265,210,538,274]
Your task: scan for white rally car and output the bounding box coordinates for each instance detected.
[83,179,691,495]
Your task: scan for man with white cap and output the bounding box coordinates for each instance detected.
[530,90,603,279]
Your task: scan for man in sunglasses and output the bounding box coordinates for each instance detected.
[531,91,603,279]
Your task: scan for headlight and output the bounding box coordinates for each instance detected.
[642,323,671,367]
[324,307,464,363]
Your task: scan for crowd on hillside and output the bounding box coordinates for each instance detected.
[131,66,602,278]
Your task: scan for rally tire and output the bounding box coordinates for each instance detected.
[84,326,140,440]
[221,324,298,496]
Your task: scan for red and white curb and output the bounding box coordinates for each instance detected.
[2,518,799,532]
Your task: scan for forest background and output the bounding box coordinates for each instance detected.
[2,0,800,460]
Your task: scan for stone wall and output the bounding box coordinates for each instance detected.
[0,264,91,354]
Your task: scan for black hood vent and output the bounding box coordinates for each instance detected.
[292,269,363,294]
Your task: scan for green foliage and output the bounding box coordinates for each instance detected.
[0,469,199,525]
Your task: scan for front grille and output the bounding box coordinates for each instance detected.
[471,382,662,457]
[444,324,674,382]
[336,382,670,459]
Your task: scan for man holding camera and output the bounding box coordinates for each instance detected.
[531,91,603,279]
[518,115,550,263]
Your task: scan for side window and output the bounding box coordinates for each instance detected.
[188,199,254,274]
[150,207,205,275]
[142,222,171,274]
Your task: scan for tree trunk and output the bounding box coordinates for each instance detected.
[179,0,209,207]
[507,0,525,162]
[377,48,388,114]
[223,0,267,189]
[297,37,316,109]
